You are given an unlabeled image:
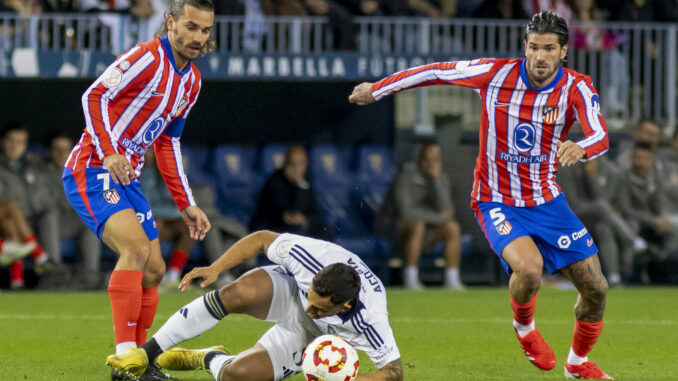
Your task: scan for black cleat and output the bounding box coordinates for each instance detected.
[140,363,177,380]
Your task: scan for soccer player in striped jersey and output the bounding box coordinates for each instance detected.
[61,0,214,377]
[349,10,611,380]
[106,230,404,381]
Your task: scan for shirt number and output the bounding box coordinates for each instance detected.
[489,207,505,226]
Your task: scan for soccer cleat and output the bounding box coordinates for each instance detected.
[515,327,556,370]
[140,363,177,380]
[106,347,149,379]
[564,361,613,379]
[157,346,229,371]
[0,241,36,265]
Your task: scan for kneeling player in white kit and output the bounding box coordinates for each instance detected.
[107,230,404,381]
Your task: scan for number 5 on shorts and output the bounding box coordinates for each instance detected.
[97,172,111,190]
[489,207,505,226]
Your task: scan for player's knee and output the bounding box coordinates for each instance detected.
[401,220,425,237]
[219,360,249,381]
[515,265,542,290]
[444,221,460,239]
[144,260,165,285]
[218,280,249,313]
[121,241,152,268]
[588,278,608,301]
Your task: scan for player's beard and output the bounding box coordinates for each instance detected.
[175,35,203,62]
[528,61,557,84]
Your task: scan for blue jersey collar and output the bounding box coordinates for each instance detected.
[338,298,365,323]
[161,35,192,75]
[520,59,563,92]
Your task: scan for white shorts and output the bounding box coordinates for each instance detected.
[257,266,322,380]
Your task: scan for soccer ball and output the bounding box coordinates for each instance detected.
[302,334,359,381]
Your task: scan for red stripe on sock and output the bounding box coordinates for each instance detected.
[168,250,189,272]
[572,319,603,357]
[510,292,538,326]
[108,270,143,345]
[24,235,45,259]
[136,286,159,346]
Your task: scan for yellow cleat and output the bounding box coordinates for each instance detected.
[106,347,149,379]
[157,346,229,371]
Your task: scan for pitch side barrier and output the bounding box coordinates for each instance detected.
[0,14,675,130]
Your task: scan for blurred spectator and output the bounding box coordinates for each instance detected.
[79,0,130,13]
[615,119,662,169]
[250,145,331,240]
[261,0,356,49]
[140,149,195,289]
[337,0,385,16]
[558,157,645,286]
[2,0,38,14]
[658,129,678,224]
[607,0,657,22]
[0,201,38,286]
[472,0,528,19]
[616,142,678,282]
[408,0,458,18]
[523,0,572,21]
[0,122,57,288]
[39,0,76,12]
[376,143,463,290]
[44,131,103,289]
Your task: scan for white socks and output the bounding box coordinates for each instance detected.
[165,269,181,282]
[153,293,223,351]
[445,268,460,286]
[116,341,136,354]
[567,347,588,365]
[513,319,535,338]
[209,354,236,381]
[404,267,420,288]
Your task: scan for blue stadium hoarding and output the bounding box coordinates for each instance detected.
[0,50,467,79]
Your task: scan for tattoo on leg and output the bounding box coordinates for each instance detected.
[562,258,608,322]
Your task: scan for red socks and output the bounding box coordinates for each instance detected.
[108,270,143,346]
[136,286,159,346]
[168,250,189,272]
[510,292,538,325]
[10,261,23,288]
[24,235,46,261]
[572,319,603,357]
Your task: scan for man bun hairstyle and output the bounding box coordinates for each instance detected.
[312,263,361,306]
[156,0,216,55]
[524,10,569,47]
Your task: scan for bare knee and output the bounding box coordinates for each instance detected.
[144,260,166,285]
[219,360,250,381]
[218,279,253,313]
[400,220,425,239]
[120,241,152,268]
[513,262,542,291]
[584,278,608,302]
[443,221,460,240]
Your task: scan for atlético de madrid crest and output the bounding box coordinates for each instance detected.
[103,189,120,204]
[542,105,559,124]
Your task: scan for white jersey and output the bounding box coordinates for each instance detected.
[266,233,400,368]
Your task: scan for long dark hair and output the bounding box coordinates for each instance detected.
[155,0,216,55]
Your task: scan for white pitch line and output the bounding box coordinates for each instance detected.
[0,314,676,326]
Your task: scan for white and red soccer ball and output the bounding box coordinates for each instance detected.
[302,334,359,381]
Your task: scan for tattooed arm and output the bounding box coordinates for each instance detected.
[357,359,404,381]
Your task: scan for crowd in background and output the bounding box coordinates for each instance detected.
[3,0,678,25]
[1,118,678,290]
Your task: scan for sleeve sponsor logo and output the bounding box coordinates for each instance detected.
[101,67,123,88]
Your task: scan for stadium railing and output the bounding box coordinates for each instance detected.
[1,13,675,130]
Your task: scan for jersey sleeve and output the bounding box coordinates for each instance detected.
[81,46,157,160]
[266,233,326,278]
[153,121,195,211]
[371,58,496,101]
[347,312,400,369]
[571,77,609,161]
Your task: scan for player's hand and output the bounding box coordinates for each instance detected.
[556,140,586,167]
[180,265,219,291]
[180,206,211,240]
[348,82,376,106]
[103,154,135,185]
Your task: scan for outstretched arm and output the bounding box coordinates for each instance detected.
[180,230,279,290]
[357,359,404,381]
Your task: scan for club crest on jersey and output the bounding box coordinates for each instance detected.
[276,240,293,258]
[175,96,190,116]
[103,189,120,204]
[496,220,512,235]
[542,105,559,124]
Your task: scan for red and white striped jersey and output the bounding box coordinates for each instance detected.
[66,36,201,210]
[371,58,609,207]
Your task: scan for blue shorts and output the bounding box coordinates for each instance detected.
[472,194,598,274]
[62,167,158,241]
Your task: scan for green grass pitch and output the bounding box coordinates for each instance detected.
[1,287,676,380]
